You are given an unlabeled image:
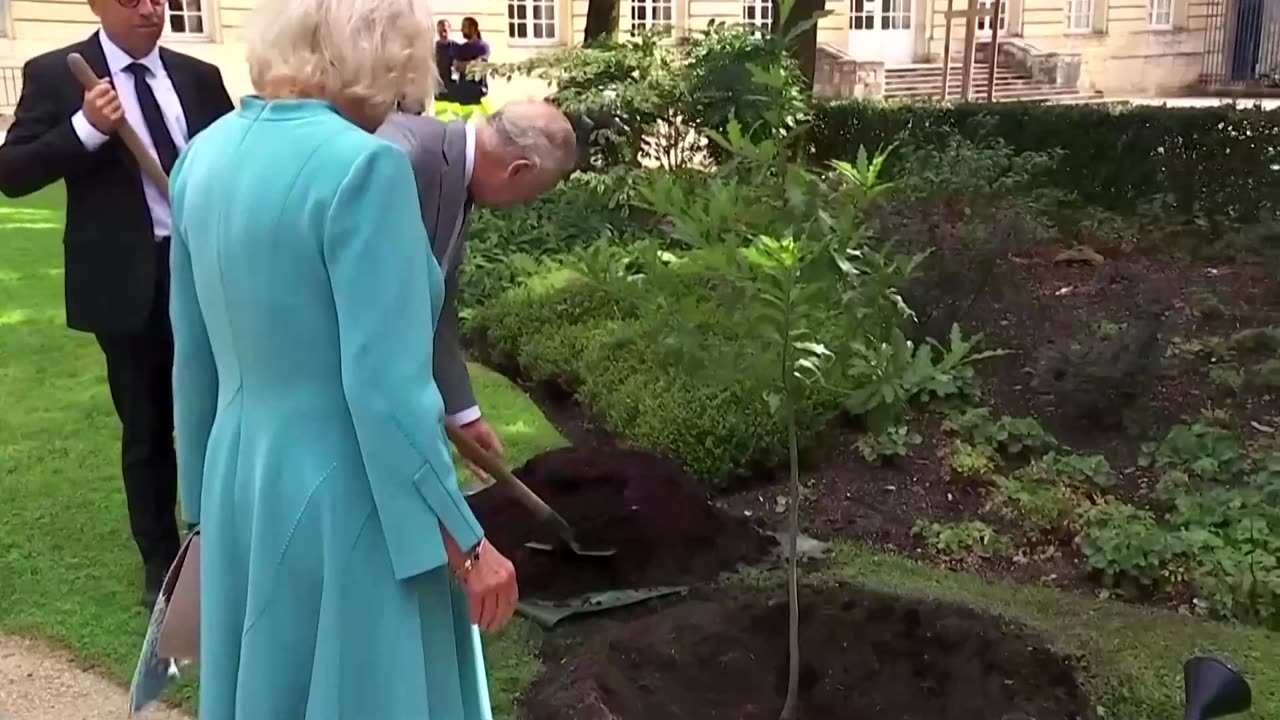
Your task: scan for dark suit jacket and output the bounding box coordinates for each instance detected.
[0,32,234,335]
[375,113,477,417]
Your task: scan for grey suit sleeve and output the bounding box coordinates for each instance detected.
[435,249,478,418]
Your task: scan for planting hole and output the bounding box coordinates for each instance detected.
[523,586,1091,720]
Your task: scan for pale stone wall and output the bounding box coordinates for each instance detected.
[916,0,1212,93]
[0,0,1222,99]
[0,0,849,104]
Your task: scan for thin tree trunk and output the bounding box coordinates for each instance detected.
[583,0,618,45]
[778,282,802,720]
[774,0,826,88]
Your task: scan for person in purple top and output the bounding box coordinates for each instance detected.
[434,19,458,102]
[452,17,490,106]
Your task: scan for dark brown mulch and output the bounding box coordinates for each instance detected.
[471,244,1280,606]
[720,248,1280,597]
[521,584,1092,720]
[970,250,1280,462]
[467,445,777,601]
[716,421,1089,591]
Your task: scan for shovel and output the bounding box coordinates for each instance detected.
[446,425,615,558]
[66,53,170,199]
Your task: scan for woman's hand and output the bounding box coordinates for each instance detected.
[447,536,518,632]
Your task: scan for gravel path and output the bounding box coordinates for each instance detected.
[0,634,189,720]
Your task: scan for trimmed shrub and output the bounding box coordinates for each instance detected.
[460,170,658,312]
[470,267,834,484]
[810,100,1280,229]
[469,268,630,366]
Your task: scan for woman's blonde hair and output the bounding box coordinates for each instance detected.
[245,0,437,119]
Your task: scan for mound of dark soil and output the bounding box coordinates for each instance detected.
[468,446,776,600]
[522,585,1091,720]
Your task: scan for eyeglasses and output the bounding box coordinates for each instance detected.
[115,0,167,9]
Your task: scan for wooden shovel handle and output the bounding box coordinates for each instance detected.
[446,423,560,526]
[66,52,171,202]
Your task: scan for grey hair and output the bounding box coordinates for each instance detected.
[245,0,437,120]
[486,102,578,181]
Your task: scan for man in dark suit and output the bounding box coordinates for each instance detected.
[376,101,577,483]
[0,0,234,608]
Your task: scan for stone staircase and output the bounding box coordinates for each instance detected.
[884,63,1103,103]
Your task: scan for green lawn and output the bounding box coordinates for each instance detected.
[0,184,555,716]
[3,186,1277,720]
[816,545,1279,719]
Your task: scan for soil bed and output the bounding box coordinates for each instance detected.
[522,583,1091,720]
[722,248,1280,597]
[468,445,777,600]
[472,245,1280,609]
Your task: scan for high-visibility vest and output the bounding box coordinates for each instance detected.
[431,97,496,123]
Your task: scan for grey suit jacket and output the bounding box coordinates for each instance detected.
[376,113,477,417]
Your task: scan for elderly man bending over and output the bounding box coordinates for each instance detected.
[377,101,577,472]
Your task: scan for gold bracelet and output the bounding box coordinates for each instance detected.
[454,538,485,581]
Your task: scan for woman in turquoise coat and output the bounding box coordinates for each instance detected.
[168,0,518,718]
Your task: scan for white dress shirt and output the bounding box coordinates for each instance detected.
[446,123,482,428]
[70,31,188,239]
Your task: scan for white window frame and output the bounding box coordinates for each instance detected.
[881,0,911,30]
[1147,0,1173,28]
[976,0,1008,31]
[1064,0,1093,32]
[850,0,874,30]
[742,0,773,30]
[628,0,676,36]
[508,0,560,45]
[165,0,212,40]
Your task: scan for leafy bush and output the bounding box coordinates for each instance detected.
[469,268,630,367]
[1034,452,1115,490]
[471,260,834,482]
[1078,500,1175,590]
[842,324,1004,430]
[1227,326,1280,356]
[1073,426,1280,627]
[581,351,827,482]
[943,408,1055,456]
[461,171,659,313]
[681,22,808,161]
[884,133,1067,215]
[810,100,1280,230]
[946,439,999,481]
[490,24,804,169]
[1139,421,1247,481]
[857,425,922,463]
[468,122,1000,484]
[989,472,1079,539]
[490,32,693,168]
[913,520,1008,560]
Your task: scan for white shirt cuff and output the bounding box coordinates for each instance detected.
[70,111,111,152]
[447,406,482,427]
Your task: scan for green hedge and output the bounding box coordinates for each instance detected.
[470,269,833,484]
[810,100,1280,228]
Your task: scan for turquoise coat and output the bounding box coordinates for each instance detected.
[169,96,493,720]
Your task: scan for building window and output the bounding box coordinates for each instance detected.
[166,0,207,35]
[742,0,772,29]
[1064,0,1092,30]
[1147,0,1173,27]
[850,0,874,29]
[629,0,675,35]
[881,0,910,29]
[0,0,9,38]
[976,0,1008,31]
[508,0,559,42]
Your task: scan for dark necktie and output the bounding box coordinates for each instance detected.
[126,62,179,175]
